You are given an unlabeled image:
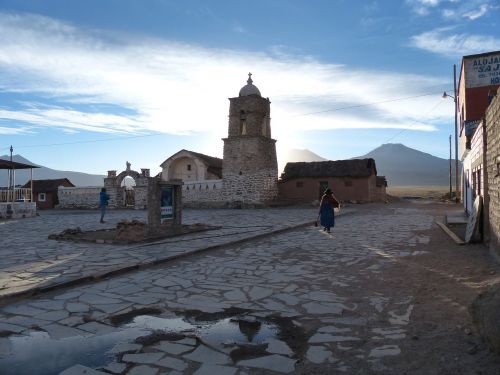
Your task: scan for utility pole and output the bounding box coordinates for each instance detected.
[449,135,452,199]
[453,64,459,203]
[9,145,13,203]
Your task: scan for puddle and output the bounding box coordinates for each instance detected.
[0,313,282,375]
[0,327,147,375]
[202,317,276,344]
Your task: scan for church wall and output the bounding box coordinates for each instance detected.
[167,156,205,181]
[222,137,278,205]
[181,179,225,208]
[206,171,221,180]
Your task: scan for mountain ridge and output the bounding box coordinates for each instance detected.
[0,155,105,187]
[2,143,453,188]
[353,143,456,186]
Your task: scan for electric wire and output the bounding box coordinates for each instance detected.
[2,88,453,151]
[380,97,446,144]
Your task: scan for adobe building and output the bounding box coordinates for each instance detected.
[22,178,74,209]
[458,50,500,214]
[278,159,387,203]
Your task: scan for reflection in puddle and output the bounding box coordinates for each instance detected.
[202,318,275,344]
[130,316,195,332]
[0,328,146,375]
[0,314,278,375]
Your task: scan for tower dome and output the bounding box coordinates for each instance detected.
[239,73,261,97]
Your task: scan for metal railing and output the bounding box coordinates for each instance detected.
[0,188,32,203]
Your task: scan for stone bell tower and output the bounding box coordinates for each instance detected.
[222,73,278,206]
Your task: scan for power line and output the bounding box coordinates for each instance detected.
[381,98,445,144]
[2,89,452,151]
[294,90,452,117]
[3,133,160,151]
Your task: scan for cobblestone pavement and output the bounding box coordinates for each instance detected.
[0,207,322,301]
[0,202,482,374]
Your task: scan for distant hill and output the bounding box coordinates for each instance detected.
[0,155,105,187]
[281,149,327,163]
[354,143,458,186]
[279,148,326,174]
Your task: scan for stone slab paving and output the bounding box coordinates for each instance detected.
[0,207,324,301]
[0,203,441,374]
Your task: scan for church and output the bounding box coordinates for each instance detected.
[160,74,279,208]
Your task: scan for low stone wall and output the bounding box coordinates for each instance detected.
[0,202,36,219]
[58,187,102,209]
[180,180,225,208]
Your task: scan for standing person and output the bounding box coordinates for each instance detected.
[99,188,110,223]
[318,188,339,233]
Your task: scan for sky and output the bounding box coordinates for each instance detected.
[0,0,499,175]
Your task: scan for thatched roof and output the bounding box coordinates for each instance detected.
[22,178,75,192]
[280,159,377,181]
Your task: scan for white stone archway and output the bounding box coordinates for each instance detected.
[104,163,150,209]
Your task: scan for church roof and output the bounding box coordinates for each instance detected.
[239,73,261,97]
[187,150,223,177]
[280,159,378,181]
[160,149,223,178]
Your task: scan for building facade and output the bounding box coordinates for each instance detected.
[486,89,500,256]
[23,178,74,209]
[458,50,500,214]
[160,149,222,182]
[278,159,387,203]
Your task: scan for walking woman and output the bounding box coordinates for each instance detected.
[318,188,339,233]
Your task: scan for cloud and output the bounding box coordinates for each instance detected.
[407,0,493,20]
[0,125,31,135]
[406,0,445,15]
[410,27,500,56]
[0,12,450,143]
[462,3,490,20]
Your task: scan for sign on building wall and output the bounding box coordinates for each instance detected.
[464,53,500,88]
[160,185,173,223]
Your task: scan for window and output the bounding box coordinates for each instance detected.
[240,111,247,135]
[38,192,46,202]
[296,181,303,188]
[187,164,191,171]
